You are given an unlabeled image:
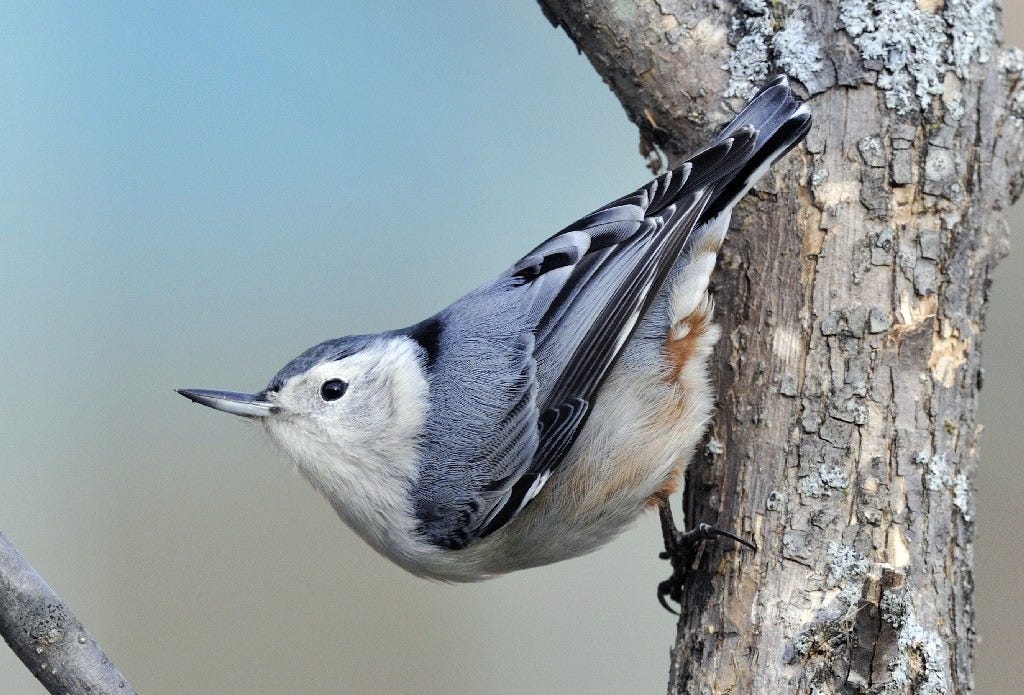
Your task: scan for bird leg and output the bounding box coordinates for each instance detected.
[656,499,757,614]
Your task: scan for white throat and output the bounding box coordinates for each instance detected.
[261,337,431,567]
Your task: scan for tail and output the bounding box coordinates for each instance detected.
[661,76,810,336]
[702,75,812,223]
[627,75,810,233]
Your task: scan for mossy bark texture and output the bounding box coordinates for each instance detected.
[537,1,1023,692]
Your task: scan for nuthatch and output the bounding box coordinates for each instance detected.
[179,77,810,605]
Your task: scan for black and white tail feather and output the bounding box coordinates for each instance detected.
[410,76,811,550]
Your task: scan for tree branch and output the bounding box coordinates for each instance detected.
[0,533,137,694]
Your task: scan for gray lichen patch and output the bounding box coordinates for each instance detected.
[912,450,973,523]
[839,0,946,113]
[915,450,952,491]
[1005,48,1024,119]
[825,542,869,605]
[868,307,891,334]
[724,1,830,99]
[858,136,887,167]
[724,12,772,99]
[772,18,827,92]
[945,0,996,79]
[952,473,972,522]
[799,462,850,499]
[880,589,950,694]
[836,0,996,115]
[879,588,909,629]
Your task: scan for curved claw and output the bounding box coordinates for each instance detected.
[688,522,758,552]
[655,502,757,614]
[657,580,680,615]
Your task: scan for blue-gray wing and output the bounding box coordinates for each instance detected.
[407,138,747,550]
[410,77,811,549]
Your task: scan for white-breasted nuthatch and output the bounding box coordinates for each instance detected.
[179,77,810,599]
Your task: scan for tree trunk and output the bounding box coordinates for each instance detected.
[537,1,1023,692]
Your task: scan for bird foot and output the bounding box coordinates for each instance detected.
[656,505,756,614]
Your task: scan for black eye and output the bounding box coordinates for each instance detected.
[320,379,348,401]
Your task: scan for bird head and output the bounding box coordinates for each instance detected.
[177,334,430,526]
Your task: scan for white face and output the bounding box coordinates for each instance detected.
[268,348,393,448]
[258,337,429,553]
[263,338,428,464]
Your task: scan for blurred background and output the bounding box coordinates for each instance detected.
[1,3,1020,693]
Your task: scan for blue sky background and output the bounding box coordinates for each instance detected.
[1,2,1021,693]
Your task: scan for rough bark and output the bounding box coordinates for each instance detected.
[0,533,137,694]
[538,1,1023,692]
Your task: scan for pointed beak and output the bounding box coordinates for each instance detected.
[176,388,278,418]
